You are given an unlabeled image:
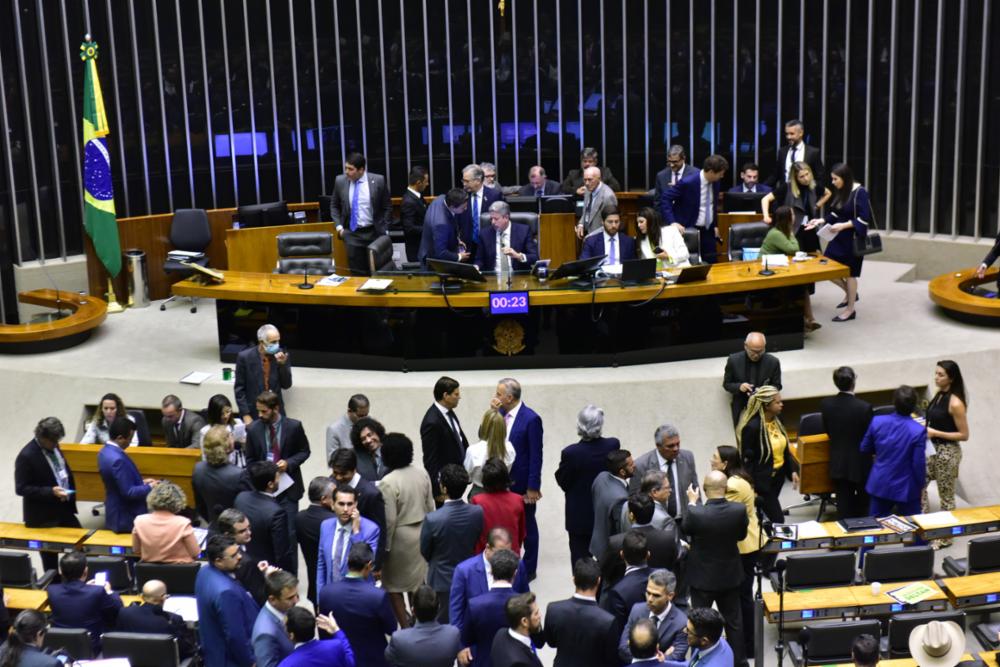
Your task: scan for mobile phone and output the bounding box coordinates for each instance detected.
[64,489,75,495]
[653,247,664,255]
[94,571,108,586]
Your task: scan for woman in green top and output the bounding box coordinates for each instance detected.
[762,206,820,331]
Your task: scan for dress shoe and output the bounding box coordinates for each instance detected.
[832,311,856,322]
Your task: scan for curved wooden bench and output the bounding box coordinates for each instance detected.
[928,267,1000,324]
[0,289,107,352]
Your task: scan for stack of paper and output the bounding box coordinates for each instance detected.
[358,278,393,291]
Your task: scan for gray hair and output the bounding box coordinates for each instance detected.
[257,323,279,343]
[528,165,546,177]
[307,476,335,503]
[744,331,766,344]
[667,144,687,159]
[648,568,677,593]
[497,377,522,400]
[146,481,188,514]
[576,404,605,440]
[462,164,485,181]
[488,200,510,217]
[34,417,65,442]
[580,147,599,160]
[654,423,680,446]
[640,470,667,493]
[479,162,497,174]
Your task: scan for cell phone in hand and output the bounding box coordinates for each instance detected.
[653,247,664,255]
[94,571,108,586]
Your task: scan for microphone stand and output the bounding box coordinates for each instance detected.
[753,504,771,667]
[758,255,775,276]
[774,559,787,666]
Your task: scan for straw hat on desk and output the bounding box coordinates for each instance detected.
[908,620,965,667]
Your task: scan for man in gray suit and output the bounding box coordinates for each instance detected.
[575,167,619,238]
[629,424,700,523]
[330,152,391,275]
[617,569,688,663]
[160,394,206,448]
[589,449,634,561]
[385,585,462,667]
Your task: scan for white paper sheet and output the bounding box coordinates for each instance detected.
[913,510,957,527]
[817,224,838,242]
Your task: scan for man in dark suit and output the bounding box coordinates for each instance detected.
[420,376,469,504]
[296,477,337,605]
[217,508,268,606]
[47,552,123,655]
[385,584,462,667]
[400,165,429,263]
[819,366,874,519]
[318,542,398,667]
[475,201,539,273]
[457,164,504,261]
[420,464,483,622]
[602,494,679,589]
[252,570,299,667]
[561,147,622,194]
[588,449,634,561]
[655,145,699,213]
[330,152,392,275]
[543,558,618,667]
[492,378,544,581]
[116,579,197,659]
[625,619,667,667]
[771,119,825,187]
[555,405,621,566]
[629,424,700,524]
[234,461,296,573]
[196,535,260,667]
[518,165,562,197]
[330,448,388,570]
[661,154,729,263]
[461,549,524,667]
[600,531,651,629]
[449,527,530,635]
[97,417,155,534]
[159,394,206,448]
[489,592,544,667]
[727,162,772,194]
[234,323,292,423]
[316,484,381,589]
[579,206,636,264]
[15,417,79,573]
[245,389,311,527]
[418,188,471,266]
[722,331,783,425]
[617,570,687,663]
[682,471,749,667]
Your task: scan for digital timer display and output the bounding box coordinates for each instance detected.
[490,292,529,315]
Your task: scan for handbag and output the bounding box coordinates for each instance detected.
[851,187,883,256]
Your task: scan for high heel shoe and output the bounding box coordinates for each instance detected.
[836,293,859,309]
[832,311,856,322]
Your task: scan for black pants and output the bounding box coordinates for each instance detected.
[567,532,591,568]
[691,585,747,666]
[343,226,378,276]
[738,552,759,657]
[833,477,870,519]
[761,469,787,526]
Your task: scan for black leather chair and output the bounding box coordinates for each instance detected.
[275,231,334,275]
[86,556,132,593]
[102,632,192,667]
[787,619,880,666]
[728,221,770,260]
[134,562,202,596]
[943,534,1000,576]
[317,195,334,222]
[44,628,93,661]
[973,619,1000,651]
[681,229,701,264]
[127,409,153,447]
[886,611,965,658]
[770,551,857,591]
[160,209,212,313]
[861,545,934,584]
[0,551,56,589]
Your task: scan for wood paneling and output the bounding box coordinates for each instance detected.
[61,444,201,508]
[227,222,342,274]
[788,434,835,496]
[538,213,578,268]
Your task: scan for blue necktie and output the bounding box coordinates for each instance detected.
[332,526,347,580]
[535,188,542,197]
[350,180,359,231]
[609,236,617,264]
[471,194,480,239]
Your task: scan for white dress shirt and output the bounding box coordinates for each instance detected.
[785,142,804,180]
[695,171,713,229]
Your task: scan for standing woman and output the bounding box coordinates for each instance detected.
[923,360,970,547]
[735,385,800,525]
[761,161,831,253]
[463,409,516,498]
[379,432,436,628]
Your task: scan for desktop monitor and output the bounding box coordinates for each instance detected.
[724,191,766,214]
[505,195,541,214]
[548,254,608,283]
[540,195,576,214]
[237,201,289,228]
[426,258,487,293]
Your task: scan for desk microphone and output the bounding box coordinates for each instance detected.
[758,255,775,276]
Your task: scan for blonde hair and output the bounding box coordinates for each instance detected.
[203,425,232,467]
[789,161,816,198]
[146,480,188,514]
[735,385,787,464]
[478,409,508,461]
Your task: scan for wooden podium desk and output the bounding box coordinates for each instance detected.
[941,572,1000,608]
[912,506,1000,541]
[0,522,91,551]
[81,529,135,557]
[763,580,947,623]
[789,434,835,496]
[5,589,49,612]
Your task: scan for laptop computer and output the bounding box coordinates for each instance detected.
[620,258,657,285]
[665,263,712,285]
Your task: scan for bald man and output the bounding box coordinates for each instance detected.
[576,167,619,238]
[115,579,196,659]
[681,471,749,667]
[722,331,782,426]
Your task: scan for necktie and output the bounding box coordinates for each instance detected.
[261,354,271,391]
[269,422,281,463]
[446,409,462,443]
[672,170,679,185]
[471,194,480,239]
[608,236,617,264]
[583,194,592,228]
[650,614,661,629]
[535,188,542,197]
[332,525,348,579]
[350,180,359,231]
[375,450,384,476]
[666,459,677,517]
[530,642,538,656]
[500,231,511,273]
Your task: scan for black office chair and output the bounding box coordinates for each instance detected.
[787,619,880,666]
[317,194,334,222]
[943,534,1000,576]
[160,208,212,313]
[681,229,702,264]
[782,412,833,519]
[275,231,334,275]
[0,551,56,589]
[770,551,857,591]
[973,619,1000,651]
[727,221,770,260]
[127,409,153,447]
[86,556,132,593]
[861,545,934,584]
[134,562,202,596]
[102,632,192,667]
[873,405,895,417]
[44,628,93,661]
[886,611,965,658]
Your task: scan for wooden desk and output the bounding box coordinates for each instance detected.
[763,580,947,623]
[849,580,948,615]
[825,519,908,548]
[981,651,1000,666]
[929,267,1000,323]
[0,522,91,551]
[0,290,107,353]
[81,530,135,557]
[60,444,202,508]
[831,656,973,667]
[4,589,49,611]
[789,434,835,496]
[941,572,1000,608]
[912,507,1000,541]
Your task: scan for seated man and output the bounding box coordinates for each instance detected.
[518,165,561,197]
[418,188,471,266]
[579,206,636,264]
[116,579,196,659]
[47,551,123,654]
[474,201,539,272]
[727,162,771,194]
[160,394,206,449]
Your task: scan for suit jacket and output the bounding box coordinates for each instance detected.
[579,231,636,263]
[14,438,78,527]
[355,476,388,568]
[655,164,699,221]
[463,587,519,667]
[196,564,259,667]
[385,620,462,667]
[662,638,734,667]
[600,565,650,629]
[420,403,470,500]
[331,171,392,236]
[518,180,561,197]
[163,410,207,448]
[470,491,526,554]
[418,196,464,265]
[235,547,268,606]
[820,392,874,484]
[589,472,630,560]
[296,504,337,603]
[234,490,296,572]
[555,437,621,536]
[506,403,543,494]
[578,182,619,234]
[860,413,927,503]
[682,498,748,591]
[661,172,722,231]
[420,500,484,592]
[449,553,530,634]
[245,416,311,502]
[0,646,62,667]
[316,515,381,589]
[543,597,618,667]
[601,524,679,589]
[47,580,123,654]
[475,223,539,272]
[456,186,504,259]
[97,444,151,534]
[727,183,772,194]
[193,460,243,523]
[773,142,825,187]
[490,629,543,667]
[628,448,701,522]
[318,577,397,667]
[561,167,622,194]
[618,602,688,663]
[278,633,355,667]
[234,345,293,420]
[253,604,296,667]
[400,188,428,242]
[722,350,783,425]
[356,447,386,482]
[116,602,196,659]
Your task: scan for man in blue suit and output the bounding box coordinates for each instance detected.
[195,535,260,667]
[617,570,688,663]
[318,542,397,667]
[252,570,299,667]
[491,378,544,581]
[727,162,772,194]
[97,417,155,533]
[661,154,729,263]
[662,608,734,667]
[578,207,636,265]
[277,606,355,667]
[47,552,122,655]
[460,549,521,667]
[316,484,380,590]
[474,201,539,273]
[419,464,484,622]
[385,585,462,667]
[456,164,504,260]
[449,527,530,635]
[418,188,470,266]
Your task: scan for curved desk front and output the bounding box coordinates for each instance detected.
[0,289,107,353]
[173,257,848,371]
[929,267,1000,325]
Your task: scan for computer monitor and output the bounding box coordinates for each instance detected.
[426,258,487,293]
[548,254,608,285]
[724,191,766,214]
[237,201,290,228]
[504,195,541,214]
[540,195,576,214]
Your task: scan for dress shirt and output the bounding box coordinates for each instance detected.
[740,185,758,193]
[265,602,285,624]
[264,416,283,461]
[493,225,525,271]
[694,639,723,662]
[655,451,681,516]
[624,565,645,577]
[572,593,597,602]
[331,521,352,570]
[349,472,362,488]
[464,440,516,488]
[785,143,803,180]
[649,603,671,625]
[433,401,462,443]
[351,176,373,228]
[469,188,485,235]
[503,403,522,435]
[507,628,534,650]
[407,187,423,200]
[695,171,713,228]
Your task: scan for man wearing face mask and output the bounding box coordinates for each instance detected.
[235,323,292,424]
[418,188,472,266]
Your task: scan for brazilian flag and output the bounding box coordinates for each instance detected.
[80,38,120,277]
